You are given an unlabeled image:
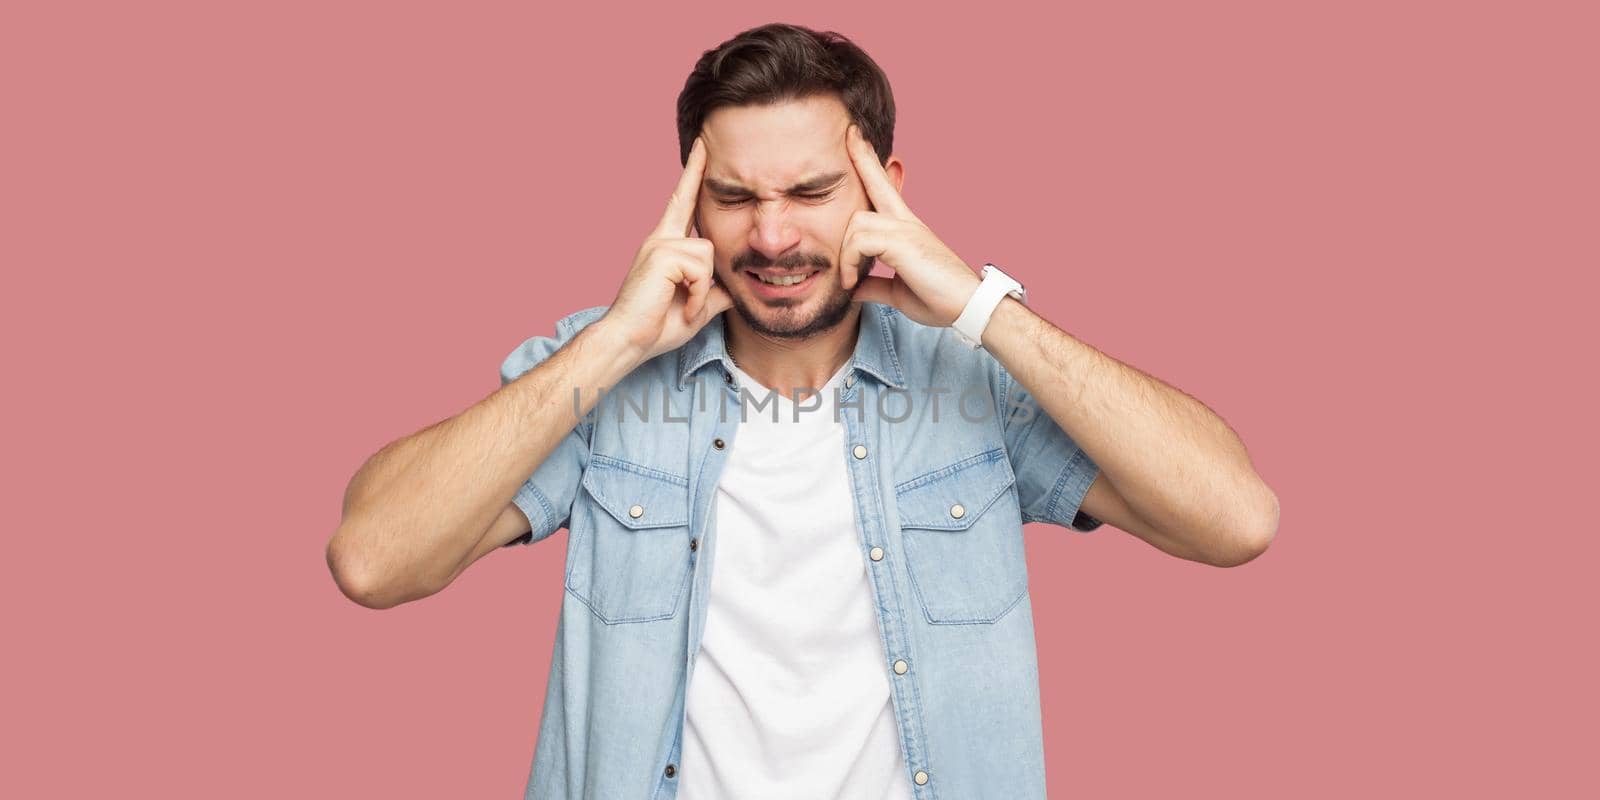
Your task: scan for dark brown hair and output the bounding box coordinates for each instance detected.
[675,23,896,168]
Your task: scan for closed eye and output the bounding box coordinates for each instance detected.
[715,192,833,208]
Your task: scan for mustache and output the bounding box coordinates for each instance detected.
[732,250,832,270]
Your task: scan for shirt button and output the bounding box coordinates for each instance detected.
[689,538,699,551]
[852,444,868,459]
[713,437,726,450]
[845,372,856,388]
[950,503,966,519]
[869,546,884,562]
[628,504,644,519]
[914,770,928,785]
[664,763,677,778]
[893,659,908,675]
[723,371,733,384]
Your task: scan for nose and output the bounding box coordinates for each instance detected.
[747,201,802,262]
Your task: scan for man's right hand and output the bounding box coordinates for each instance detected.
[600,136,734,366]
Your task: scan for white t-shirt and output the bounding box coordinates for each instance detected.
[678,359,915,800]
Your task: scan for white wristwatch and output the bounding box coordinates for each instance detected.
[951,263,1026,349]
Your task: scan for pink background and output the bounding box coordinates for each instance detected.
[5,1,1595,797]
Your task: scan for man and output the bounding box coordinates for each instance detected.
[327,22,1279,800]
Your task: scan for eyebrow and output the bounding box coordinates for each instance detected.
[704,170,849,197]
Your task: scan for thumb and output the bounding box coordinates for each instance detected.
[850,275,898,308]
[694,283,735,326]
[682,270,710,323]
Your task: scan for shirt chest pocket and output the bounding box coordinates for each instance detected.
[565,458,694,624]
[894,448,1028,625]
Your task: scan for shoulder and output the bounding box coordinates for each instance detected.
[554,304,611,338]
[873,302,964,354]
[871,302,1002,389]
[499,304,611,385]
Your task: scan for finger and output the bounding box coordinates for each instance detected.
[846,124,914,221]
[683,263,711,323]
[702,283,734,319]
[685,279,733,328]
[838,223,891,292]
[837,210,887,291]
[674,240,715,321]
[664,246,709,318]
[654,136,707,239]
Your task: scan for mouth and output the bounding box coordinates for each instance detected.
[742,266,824,298]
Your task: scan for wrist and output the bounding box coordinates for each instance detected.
[948,273,982,324]
[583,317,651,375]
[980,293,1032,349]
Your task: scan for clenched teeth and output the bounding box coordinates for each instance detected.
[753,272,812,286]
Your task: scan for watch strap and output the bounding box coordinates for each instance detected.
[951,264,1025,349]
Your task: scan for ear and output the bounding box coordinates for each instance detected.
[885,156,906,195]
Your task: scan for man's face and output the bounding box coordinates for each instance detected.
[695,94,904,339]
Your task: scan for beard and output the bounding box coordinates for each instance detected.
[726,250,875,340]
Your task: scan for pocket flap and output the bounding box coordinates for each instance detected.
[894,448,1017,531]
[580,457,690,530]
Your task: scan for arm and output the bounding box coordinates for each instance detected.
[326,132,728,609]
[981,297,1279,567]
[325,319,641,609]
[828,123,1276,565]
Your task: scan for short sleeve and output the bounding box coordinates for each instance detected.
[996,360,1104,533]
[495,307,607,546]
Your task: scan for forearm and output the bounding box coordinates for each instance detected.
[982,298,1277,554]
[328,320,642,605]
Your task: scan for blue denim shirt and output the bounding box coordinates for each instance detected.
[498,300,1101,799]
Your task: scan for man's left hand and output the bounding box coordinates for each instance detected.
[840,123,982,327]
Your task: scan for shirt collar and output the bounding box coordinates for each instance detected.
[675,301,908,391]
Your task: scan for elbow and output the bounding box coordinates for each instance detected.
[1213,529,1273,567]
[326,527,409,610]
[1214,491,1279,568]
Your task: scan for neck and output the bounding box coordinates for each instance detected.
[725,304,862,401]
